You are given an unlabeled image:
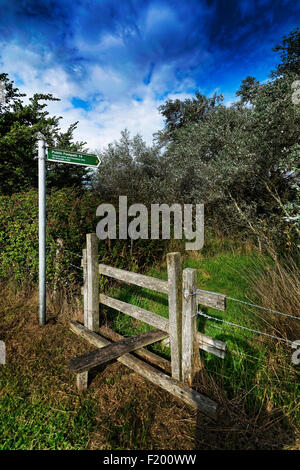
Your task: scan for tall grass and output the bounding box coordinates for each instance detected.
[250,256,300,340]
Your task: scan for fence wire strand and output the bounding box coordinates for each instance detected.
[69,263,83,273]
[227,296,300,321]
[197,310,295,346]
[187,288,299,321]
[64,249,82,259]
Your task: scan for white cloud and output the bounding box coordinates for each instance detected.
[1,37,226,152]
[0,41,167,150]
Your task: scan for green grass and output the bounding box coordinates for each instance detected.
[0,340,97,450]
[0,393,95,450]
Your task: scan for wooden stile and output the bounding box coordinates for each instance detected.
[76,371,88,393]
[82,248,88,327]
[78,247,226,409]
[196,332,226,359]
[197,289,226,311]
[162,332,226,360]
[76,234,99,392]
[99,325,172,374]
[100,294,169,331]
[99,294,226,358]
[86,234,99,332]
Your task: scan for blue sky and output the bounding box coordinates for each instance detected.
[0,0,299,150]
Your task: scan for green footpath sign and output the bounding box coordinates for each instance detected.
[47,148,100,167]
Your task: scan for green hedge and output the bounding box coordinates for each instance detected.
[0,188,168,285]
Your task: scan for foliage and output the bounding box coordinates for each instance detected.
[101,247,299,447]
[90,30,300,255]
[0,187,168,284]
[156,91,224,143]
[152,30,300,253]
[0,73,89,195]
[92,129,169,205]
[271,27,300,78]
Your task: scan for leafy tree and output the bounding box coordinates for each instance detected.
[271,28,300,78]
[92,130,168,205]
[156,91,223,143]
[235,76,260,107]
[0,73,89,195]
[151,29,300,251]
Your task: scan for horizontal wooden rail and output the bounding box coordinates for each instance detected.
[196,289,226,311]
[99,263,169,294]
[100,294,169,331]
[70,321,217,419]
[196,333,226,359]
[100,294,226,359]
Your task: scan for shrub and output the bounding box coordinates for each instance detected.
[0,188,168,285]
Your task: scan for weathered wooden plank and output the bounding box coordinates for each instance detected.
[196,289,226,311]
[196,332,226,359]
[76,371,88,393]
[182,269,200,385]
[100,294,226,359]
[197,332,226,351]
[87,234,99,332]
[69,329,168,373]
[69,321,217,419]
[99,325,171,374]
[99,263,169,294]
[167,252,182,381]
[100,294,169,331]
[162,334,226,359]
[82,248,88,327]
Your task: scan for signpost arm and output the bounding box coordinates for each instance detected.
[38,137,46,325]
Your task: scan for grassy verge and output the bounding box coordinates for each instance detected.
[0,284,97,450]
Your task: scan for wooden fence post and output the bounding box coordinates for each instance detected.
[86,233,99,332]
[82,248,88,327]
[77,234,99,393]
[53,238,64,298]
[182,268,199,385]
[167,252,182,381]
[76,370,88,393]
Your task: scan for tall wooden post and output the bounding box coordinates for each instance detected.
[86,233,99,332]
[182,268,199,385]
[82,248,88,327]
[77,234,99,393]
[167,252,182,381]
[53,238,63,298]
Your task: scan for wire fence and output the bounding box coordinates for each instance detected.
[227,296,300,321]
[183,287,299,350]
[69,263,83,272]
[197,310,296,346]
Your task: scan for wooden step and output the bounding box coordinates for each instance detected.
[68,328,169,373]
